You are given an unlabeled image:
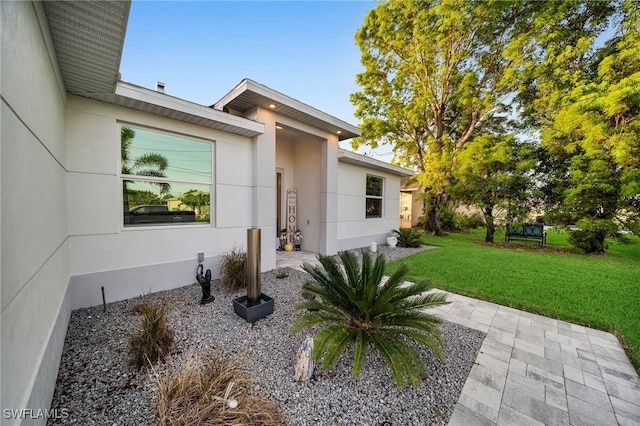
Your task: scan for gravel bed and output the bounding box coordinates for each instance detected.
[49,247,484,425]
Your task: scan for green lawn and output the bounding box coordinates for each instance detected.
[386,228,640,372]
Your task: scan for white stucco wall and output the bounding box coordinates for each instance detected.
[65,96,269,309]
[1,2,71,423]
[294,138,323,253]
[273,116,339,255]
[336,161,402,250]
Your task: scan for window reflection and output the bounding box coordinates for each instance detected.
[121,125,212,227]
[366,175,384,218]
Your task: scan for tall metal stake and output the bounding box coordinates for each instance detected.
[247,228,261,306]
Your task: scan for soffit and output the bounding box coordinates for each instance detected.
[42,1,130,95]
[87,82,264,138]
[42,2,262,138]
[213,79,360,141]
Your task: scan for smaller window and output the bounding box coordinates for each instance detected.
[366,175,384,218]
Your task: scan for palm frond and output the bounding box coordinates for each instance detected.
[303,259,349,299]
[372,333,427,388]
[340,250,362,295]
[291,312,340,334]
[312,325,348,362]
[134,153,169,171]
[352,331,368,378]
[369,333,409,388]
[399,329,446,361]
[291,248,448,389]
[320,327,355,370]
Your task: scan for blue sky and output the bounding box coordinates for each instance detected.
[120,1,377,140]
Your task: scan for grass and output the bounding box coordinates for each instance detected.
[219,247,247,290]
[129,298,175,369]
[153,352,282,426]
[386,228,640,372]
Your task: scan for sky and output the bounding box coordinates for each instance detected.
[119,1,382,155]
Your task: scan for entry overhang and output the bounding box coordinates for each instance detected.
[213,79,360,141]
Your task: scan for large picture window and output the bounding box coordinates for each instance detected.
[121,125,212,227]
[366,174,384,218]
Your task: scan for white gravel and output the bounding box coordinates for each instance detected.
[48,247,485,425]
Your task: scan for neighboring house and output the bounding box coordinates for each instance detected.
[0,1,412,421]
[400,177,424,228]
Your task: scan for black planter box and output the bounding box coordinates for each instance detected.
[233,293,274,323]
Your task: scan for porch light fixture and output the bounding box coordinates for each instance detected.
[337,131,342,134]
[269,104,276,109]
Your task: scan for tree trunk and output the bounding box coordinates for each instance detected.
[426,205,443,236]
[423,190,445,236]
[483,206,495,243]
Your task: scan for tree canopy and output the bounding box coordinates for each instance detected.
[351,0,638,253]
[351,0,531,234]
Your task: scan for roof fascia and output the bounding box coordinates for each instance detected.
[338,149,415,176]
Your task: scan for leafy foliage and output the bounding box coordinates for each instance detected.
[453,134,535,242]
[179,189,210,220]
[219,247,247,290]
[439,210,485,232]
[154,352,282,426]
[351,0,529,235]
[129,298,174,369]
[533,0,640,252]
[392,228,423,248]
[291,250,449,389]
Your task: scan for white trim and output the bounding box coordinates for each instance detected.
[338,149,414,176]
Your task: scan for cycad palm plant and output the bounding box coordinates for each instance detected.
[392,228,423,248]
[291,250,448,388]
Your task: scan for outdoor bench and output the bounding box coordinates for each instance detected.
[505,223,546,246]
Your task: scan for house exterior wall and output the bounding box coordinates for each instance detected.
[294,138,323,253]
[66,96,265,309]
[243,107,277,269]
[336,161,401,250]
[1,2,71,423]
[252,110,340,256]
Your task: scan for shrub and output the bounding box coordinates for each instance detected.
[392,228,423,248]
[129,298,174,369]
[439,209,462,231]
[440,209,485,231]
[462,212,485,229]
[569,219,618,254]
[154,352,282,426]
[220,247,247,290]
[292,250,449,389]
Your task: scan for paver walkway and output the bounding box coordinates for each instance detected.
[276,250,640,425]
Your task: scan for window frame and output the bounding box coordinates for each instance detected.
[119,123,214,229]
[365,174,384,219]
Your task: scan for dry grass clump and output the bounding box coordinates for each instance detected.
[129,298,174,369]
[154,353,282,426]
[219,247,247,290]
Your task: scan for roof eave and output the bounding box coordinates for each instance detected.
[78,81,264,138]
[338,149,414,176]
[213,78,361,141]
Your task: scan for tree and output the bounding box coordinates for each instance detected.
[121,126,171,213]
[291,250,448,389]
[453,134,535,242]
[538,0,640,253]
[179,189,210,220]
[351,0,526,235]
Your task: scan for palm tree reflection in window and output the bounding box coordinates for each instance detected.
[121,126,171,214]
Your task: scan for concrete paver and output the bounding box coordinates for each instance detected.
[276,251,640,425]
